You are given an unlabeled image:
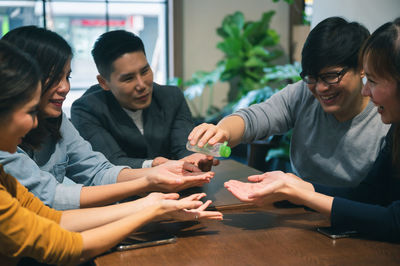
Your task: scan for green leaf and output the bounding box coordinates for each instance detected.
[244,57,265,68]
[243,22,258,39]
[231,11,245,30]
[260,11,275,30]
[224,57,243,71]
[248,46,269,57]
[221,23,240,38]
[217,37,242,56]
[216,26,229,38]
[244,69,265,81]
[220,71,235,81]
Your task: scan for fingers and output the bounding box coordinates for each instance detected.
[188,123,225,147]
[184,170,214,180]
[181,193,207,202]
[185,200,223,220]
[197,199,212,211]
[197,211,223,220]
[152,157,169,166]
[156,171,213,191]
[226,186,251,202]
[182,161,202,173]
[248,180,282,199]
[161,193,180,200]
[225,182,253,202]
[188,123,212,146]
[197,126,219,147]
[224,179,246,187]
[207,130,228,146]
[176,200,203,210]
[247,174,265,182]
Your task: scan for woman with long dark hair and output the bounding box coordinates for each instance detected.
[0,40,222,265]
[0,26,214,210]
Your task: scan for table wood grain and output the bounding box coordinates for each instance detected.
[94,160,400,265]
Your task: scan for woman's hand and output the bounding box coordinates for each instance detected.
[145,160,215,192]
[224,171,314,206]
[188,123,230,147]
[157,193,223,221]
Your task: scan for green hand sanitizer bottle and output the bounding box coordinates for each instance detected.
[186,141,231,158]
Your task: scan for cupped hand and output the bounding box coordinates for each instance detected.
[181,153,220,172]
[224,171,311,206]
[160,193,223,221]
[147,160,215,192]
[188,123,230,148]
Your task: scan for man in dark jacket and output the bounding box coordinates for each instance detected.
[71,30,217,170]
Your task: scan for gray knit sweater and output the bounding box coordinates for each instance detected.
[234,80,390,187]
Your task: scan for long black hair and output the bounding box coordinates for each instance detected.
[360,17,400,175]
[2,26,72,150]
[0,40,41,121]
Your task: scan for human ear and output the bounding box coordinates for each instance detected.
[97,75,110,91]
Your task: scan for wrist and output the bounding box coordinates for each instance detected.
[284,183,308,205]
[152,200,168,218]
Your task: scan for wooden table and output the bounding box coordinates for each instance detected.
[94,160,400,265]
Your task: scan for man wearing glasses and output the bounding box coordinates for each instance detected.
[188,17,390,187]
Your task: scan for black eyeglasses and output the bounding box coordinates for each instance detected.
[300,67,349,85]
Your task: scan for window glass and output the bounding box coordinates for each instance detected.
[0,0,167,116]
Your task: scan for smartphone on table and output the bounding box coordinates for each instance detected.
[115,232,177,251]
[317,226,358,239]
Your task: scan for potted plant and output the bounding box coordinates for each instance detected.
[182,9,301,171]
[184,10,284,121]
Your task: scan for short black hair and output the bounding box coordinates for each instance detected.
[92,30,146,80]
[302,17,370,76]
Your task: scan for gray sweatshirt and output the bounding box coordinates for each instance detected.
[234,80,390,187]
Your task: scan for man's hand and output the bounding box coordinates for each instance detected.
[181,153,220,172]
[146,160,215,192]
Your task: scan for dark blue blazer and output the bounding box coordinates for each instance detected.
[71,83,194,168]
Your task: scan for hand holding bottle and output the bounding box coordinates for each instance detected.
[186,141,231,158]
[188,123,231,147]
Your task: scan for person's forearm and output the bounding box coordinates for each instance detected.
[218,115,245,147]
[78,204,161,263]
[61,196,152,231]
[116,168,150,182]
[79,177,149,208]
[290,187,334,217]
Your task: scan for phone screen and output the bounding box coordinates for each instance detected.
[317,226,358,239]
[115,232,177,251]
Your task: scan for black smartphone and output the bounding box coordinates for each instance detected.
[115,232,177,251]
[317,226,358,239]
